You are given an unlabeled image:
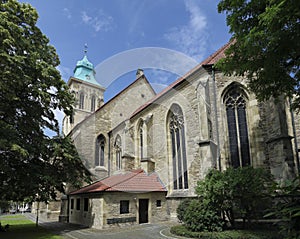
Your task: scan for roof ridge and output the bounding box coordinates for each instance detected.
[103,169,144,191]
[130,40,233,118]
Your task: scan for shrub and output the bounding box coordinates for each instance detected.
[195,167,274,228]
[265,177,300,239]
[176,198,191,223]
[182,199,223,232]
[170,225,281,239]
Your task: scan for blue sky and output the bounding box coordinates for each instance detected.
[19,0,231,133]
[21,0,230,92]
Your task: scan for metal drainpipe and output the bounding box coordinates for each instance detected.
[290,100,300,175]
[212,66,221,171]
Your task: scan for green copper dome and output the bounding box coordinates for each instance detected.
[73,55,101,86]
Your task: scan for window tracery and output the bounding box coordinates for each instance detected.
[224,87,250,168]
[168,104,188,190]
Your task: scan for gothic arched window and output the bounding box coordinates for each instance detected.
[115,135,122,170]
[168,104,188,190]
[138,121,146,160]
[95,134,105,167]
[91,95,96,112]
[224,87,251,168]
[139,126,144,159]
[79,92,84,110]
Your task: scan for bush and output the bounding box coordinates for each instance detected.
[265,177,300,239]
[182,199,223,232]
[176,198,191,223]
[195,167,274,228]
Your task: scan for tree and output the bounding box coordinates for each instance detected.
[217,0,300,110]
[0,0,90,202]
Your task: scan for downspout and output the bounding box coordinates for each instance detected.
[290,100,300,175]
[212,66,221,171]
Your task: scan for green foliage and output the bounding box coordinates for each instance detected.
[185,167,274,230]
[182,199,224,232]
[0,0,91,202]
[176,198,191,222]
[170,225,282,239]
[196,167,274,228]
[217,0,300,111]
[265,177,300,239]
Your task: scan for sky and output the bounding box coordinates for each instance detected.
[19,0,231,133]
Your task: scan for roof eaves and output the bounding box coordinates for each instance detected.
[129,41,233,119]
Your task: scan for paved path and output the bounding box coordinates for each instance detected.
[24,214,187,239]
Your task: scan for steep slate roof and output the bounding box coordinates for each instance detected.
[70,169,166,195]
[130,41,232,118]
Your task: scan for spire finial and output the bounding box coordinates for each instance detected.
[84,43,88,56]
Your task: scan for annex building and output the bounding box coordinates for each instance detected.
[59,42,300,229]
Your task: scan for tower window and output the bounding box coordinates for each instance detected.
[79,92,84,110]
[91,95,96,112]
[224,87,250,168]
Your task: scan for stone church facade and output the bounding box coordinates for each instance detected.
[61,42,300,229]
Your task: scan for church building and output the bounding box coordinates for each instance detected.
[61,42,300,229]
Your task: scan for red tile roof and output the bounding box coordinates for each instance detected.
[130,41,233,118]
[199,40,233,65]
[70,169,167,195]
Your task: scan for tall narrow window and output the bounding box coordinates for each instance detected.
[70,113,74,124]
[169,104,188,190]
[224,88,250,168]
[140,127,143,159]
[79,92,84,109]
[91,95,96,112]
[115,135,122,170]
[95,135,105,167]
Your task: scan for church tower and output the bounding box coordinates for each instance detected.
[62,46,105,135]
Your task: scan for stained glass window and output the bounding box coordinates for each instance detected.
[169,104,188,190]
[224,88,250,167]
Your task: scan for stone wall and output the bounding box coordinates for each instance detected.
[69,76,156,180]
[69,191,168,229]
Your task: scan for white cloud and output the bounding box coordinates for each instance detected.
[81,10,114,33]
[164,0,208,61]
[63,8,72,19]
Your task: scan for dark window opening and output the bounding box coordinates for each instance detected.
[169,104,189,190]
[120,200,129,214]
[156,200,162,207]
[79,93,84,109]
[84,198,89,212]
[91,95,96,111]
[76,198,80,210]
[70,199,74,209]
[224,88,251,167]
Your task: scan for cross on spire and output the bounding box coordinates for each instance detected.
[84,43,88,55]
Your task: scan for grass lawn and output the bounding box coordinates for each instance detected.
[0,214,64,239]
